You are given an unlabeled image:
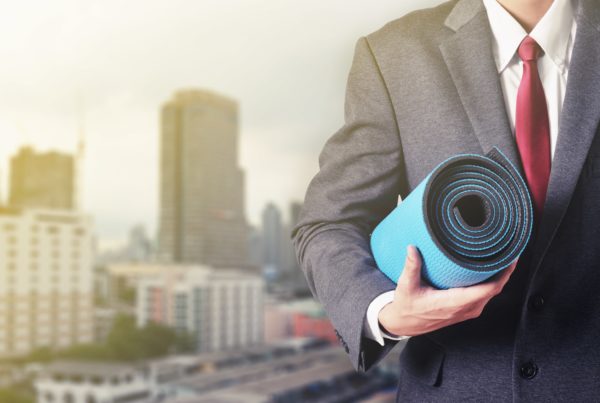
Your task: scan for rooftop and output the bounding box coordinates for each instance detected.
[165,89,238,111]
[42,360,142,378]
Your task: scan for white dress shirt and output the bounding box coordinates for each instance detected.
[363,0,577,346]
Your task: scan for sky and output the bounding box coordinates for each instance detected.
[0,0,443,250]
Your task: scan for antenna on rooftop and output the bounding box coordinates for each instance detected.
[75,93,86,211]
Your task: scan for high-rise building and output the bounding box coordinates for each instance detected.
[0,207,94,357]
[127,224,153,262]
[261,203,283,275]
[9,147,76,210]
[158,89,248,268]
[136,265,264,353]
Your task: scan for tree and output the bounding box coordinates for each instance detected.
[59,344,114,361]
[0,388,34,403]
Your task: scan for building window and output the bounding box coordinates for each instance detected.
[3,223,15,232]
[52,374,64,382]
[70,375,83,384]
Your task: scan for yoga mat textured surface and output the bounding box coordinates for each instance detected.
[370,147,533,289]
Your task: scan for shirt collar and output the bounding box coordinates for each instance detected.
[482,0,575,74]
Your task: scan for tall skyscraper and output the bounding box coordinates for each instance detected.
[158,89,249,267]
[261,202,283,275]
[9,147,75,210]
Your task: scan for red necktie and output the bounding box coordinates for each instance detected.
[515,36,551,223]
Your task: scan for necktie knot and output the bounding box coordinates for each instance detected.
[518,36,542,62]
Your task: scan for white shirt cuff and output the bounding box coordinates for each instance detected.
[363,290,408,346]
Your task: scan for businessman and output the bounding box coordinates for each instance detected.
[292,0,600,401]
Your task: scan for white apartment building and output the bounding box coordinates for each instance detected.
[136,265,264,353]
[0,207,94,357]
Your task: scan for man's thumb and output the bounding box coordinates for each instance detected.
[398,245,422,289]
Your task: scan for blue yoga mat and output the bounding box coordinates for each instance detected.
[370,147,533,289]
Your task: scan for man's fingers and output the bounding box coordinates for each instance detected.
[397,245,422,290]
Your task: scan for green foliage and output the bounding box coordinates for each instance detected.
[3,314,198,366]
[105,314,146,360]
[59,344,114,361]
[175,331,197,353]
[26,347,54,364]
[115,278,136,305]
[0,388,34,403]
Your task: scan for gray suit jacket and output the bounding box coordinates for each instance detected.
[292,0,600,401]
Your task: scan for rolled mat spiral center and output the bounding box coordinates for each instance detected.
[370,147,533,289]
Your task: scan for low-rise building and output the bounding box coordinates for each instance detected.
[136,265,264,353]
[264,298,337,344]
[35,361,152,403]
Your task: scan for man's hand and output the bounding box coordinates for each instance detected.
[378,245,519,337]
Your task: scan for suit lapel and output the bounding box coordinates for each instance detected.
[439,0,524,176]
[529,0,600,274]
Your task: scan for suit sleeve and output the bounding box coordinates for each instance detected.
[291,36,409,372]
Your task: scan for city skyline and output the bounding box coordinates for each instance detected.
[0,0,443,250]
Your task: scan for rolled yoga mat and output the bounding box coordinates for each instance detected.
[370,147,533,289]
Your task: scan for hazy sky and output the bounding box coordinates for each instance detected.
[0,0,442,249]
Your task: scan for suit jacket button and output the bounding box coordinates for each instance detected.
[520,361,538,380]
[528,295,545,311]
